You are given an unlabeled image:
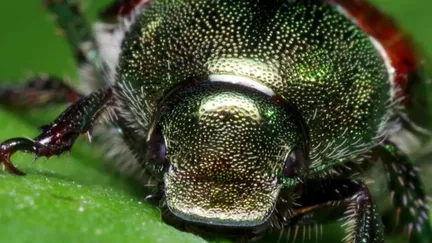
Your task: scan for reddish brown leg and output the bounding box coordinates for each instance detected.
[276,179,384,243]
[0,88,113,175]
[0,76,82,108]
[99,0,154,22]
[373,142,432,243]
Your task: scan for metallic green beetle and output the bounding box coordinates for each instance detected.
[1,0,431,242]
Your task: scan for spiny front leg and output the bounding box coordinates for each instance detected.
[0,88,113,175]
[278,179,384,243]
[0,76,82,108]
[373,141,432,242]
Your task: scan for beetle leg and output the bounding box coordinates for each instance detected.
[99,0,154,23]
[43,0,105,76]
[278,179,384,243]
[0,76,82,108]
[373,141,432,242]
[0,88,113,175]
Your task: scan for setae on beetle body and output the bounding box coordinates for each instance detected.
[1,0,432,242]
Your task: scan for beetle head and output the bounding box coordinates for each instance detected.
[147,81,309,227]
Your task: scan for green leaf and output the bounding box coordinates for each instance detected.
[0,1,431,243]
[0,110,207,243]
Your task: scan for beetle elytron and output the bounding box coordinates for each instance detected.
[1,0,431,242]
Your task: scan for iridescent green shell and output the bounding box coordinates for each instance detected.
[117,0,389,170]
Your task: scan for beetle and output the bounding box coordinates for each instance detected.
[0,0,431,242]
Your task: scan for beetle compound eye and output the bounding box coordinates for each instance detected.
[283,151,297,178]
[148,139,166,164]
[146,125,168,176]
[283,148,305,178]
